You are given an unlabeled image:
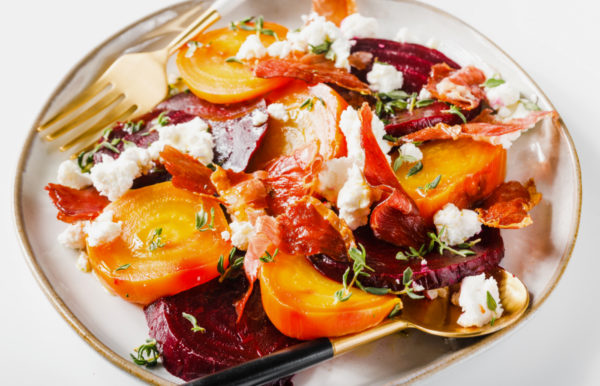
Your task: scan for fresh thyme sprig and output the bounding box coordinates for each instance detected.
[392,152,418,172]
[427,226,476,257]
[229,16,278,39]
[299,97,314,111]
[182,312,206,333]
[417,174,441,195]
[482,77,505,88]
[130,339,160,367]
[225,56,244,64]
[115,263,131,272]
[185,41,202,58]
[442,104,467,123]
[355,267,424,299]
[217,247,244,282]
[156,112,170,126]
[260,248,278,263]
[148,228,165,251]
[406,161,423,177]
[395,244,428,261]
[334,244,374,303]
[195,207,215,232]
[487,290,498,326]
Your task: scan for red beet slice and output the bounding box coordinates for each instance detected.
[385,102,481,137]
[144,277,298,381]
[308,226,504,291]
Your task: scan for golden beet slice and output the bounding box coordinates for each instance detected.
[260,252,400,340]
[394,138,506,223]
[87,182,232,305]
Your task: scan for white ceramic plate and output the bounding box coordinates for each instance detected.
[14,0,581,384]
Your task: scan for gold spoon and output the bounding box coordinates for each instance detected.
[186,267,529,386]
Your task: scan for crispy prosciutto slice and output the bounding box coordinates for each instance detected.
[159,145,216,195]
[277,196,355,260]
[476,179,542,229]
[358,104,427,247]
[264,144,323,216]
[254,56,370,94]
[425,63,486,110]
[210,166,269,221]
[45,183,109,223]
[309,226,504,291]
[312,0,356,25]
[400,109,559,145]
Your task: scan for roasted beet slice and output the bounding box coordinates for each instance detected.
[144,277,298,381]
[308,226,504,291]
[385,102,481,137]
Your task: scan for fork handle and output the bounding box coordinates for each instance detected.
[165,0,246,55]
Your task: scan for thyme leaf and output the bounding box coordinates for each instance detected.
[182,312,206,333]
[147,228,165,251]
[130,339,160,367]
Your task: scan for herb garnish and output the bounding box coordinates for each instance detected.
[483,77,505,88]
[417,174,441,195]
[442,105,467,123]
[195,207,215,232]
[185,41,202,58]
[393,151,419,172]
[415,98,435,108]
[309,39,332,55]
[395,244,427,261]
[260,248,278,263]
[217,247,244,282]
[182,312,206,333]
[148,228,165,251]
[225,56,243,64]
[406,161,423,177]
[230,16,278,39]
[157,112,170,126]
[299,97,314,111]
[123,120,144,134]
[354,267,424,299]
[427,226,476,257]
[131,339,160,367]
[486,290,498,326]
[521,99,541,111]
[115,263,131,272]
[334,244,374,303]
[388,303,402,318]
[383,134,399,142]
[375,90,409,117]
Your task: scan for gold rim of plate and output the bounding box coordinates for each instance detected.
[12,0,582,385]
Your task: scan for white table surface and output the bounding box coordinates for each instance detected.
[1,0,597,385]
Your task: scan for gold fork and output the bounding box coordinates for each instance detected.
[37,0,245,155]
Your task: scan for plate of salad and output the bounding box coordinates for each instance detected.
[14,0,581,384]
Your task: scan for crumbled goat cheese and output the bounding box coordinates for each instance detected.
[57,222,87,250]
[337,164,372,230]
[436,78,474,102]
[251,109,269,126]
[76,251,91,273]
[412,282,425,292]
[367,62,404,93]
[426,37,439,49]
[148,117,213,164]
[236,34,267,60]
[339,106,365,167]
[90,154,142,201]
[433,203,482,246]
[340,13,378,39]
[399,142,423,162]
[267,40,292,58]
[57,160,92,189]
[426,287,449,300]
[84,210,122,247]
[317,157,353,202]
[418,87,432,100]
[221,230,231,241]
[456,274,504,327]
[371,113,392,162]
[486,82,520,110]
[230,220,255,250]
[394,27,409,43]
[267,103,289,122]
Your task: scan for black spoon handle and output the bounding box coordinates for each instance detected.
[183,338,334,386]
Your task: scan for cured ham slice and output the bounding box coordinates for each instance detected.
[210,166,269,221]
[476,179,542,229]
[426,63,486,110]
[45,183,109,223]
[400,109,559,145]
[254,57,370,93]
[159,145,216,195]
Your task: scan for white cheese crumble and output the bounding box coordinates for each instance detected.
[340,13,378,39]
[76,251,91,273]
[339,106,365,167]
[366,62,404,93]
[57,160,92,189]
[399,142,423,162]
[267,40,292,58]
[251,109,269,126]
[456,274,504,327]
[418,87,432,100]
[90,153,142,202]
[148,117,213,164]
[433,203,482,246]
[220,230,231,241]
[267,103,289,122]
[426,37,439,49]
[394,27,410,43]
[337,164,372,229]
[84,209,122,247]
[230,220,255,250]
[371,113,392,162]
[57,222,87,250]
[486,82,520,110]
[317,156,353,202]
[236,34,267,60]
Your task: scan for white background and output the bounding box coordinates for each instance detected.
[1,0,598,385]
